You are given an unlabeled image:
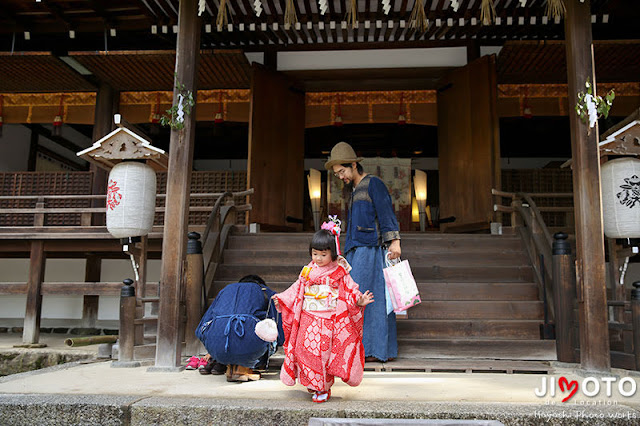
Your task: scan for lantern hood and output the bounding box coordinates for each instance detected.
[76,114,168,171]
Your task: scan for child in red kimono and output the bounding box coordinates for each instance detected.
[273,219,374,403]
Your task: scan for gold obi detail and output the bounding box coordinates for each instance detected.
[303,284,338,311]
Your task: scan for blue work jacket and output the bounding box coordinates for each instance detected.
[344,174,401,253]
[196,281,284,368]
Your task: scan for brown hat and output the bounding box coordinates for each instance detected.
[324,142,363,170]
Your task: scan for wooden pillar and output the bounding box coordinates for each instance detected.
[466,41,480,63]
[112,279,139,367]
[185,232,204,356]
[154,0,200,369]
[27,130,39,171]
[22,240,46,344]
[82,255,101,329]
[632,282,640,371]
[564,0,610,371]
[553,233,577,363]
[91,82,118,225]
[264,48,277,70]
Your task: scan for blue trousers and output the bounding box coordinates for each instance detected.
[346,246,398,361]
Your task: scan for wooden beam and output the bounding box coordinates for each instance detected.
[155,0,201,370]
[24,124,84,156]
[36,145,86,171]
[564,0,610,372]
[90,82,118,225]
[22,240,46,344]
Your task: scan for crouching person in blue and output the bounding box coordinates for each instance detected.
[196,275,284,382]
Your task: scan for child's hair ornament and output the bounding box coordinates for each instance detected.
[321,215,342,255]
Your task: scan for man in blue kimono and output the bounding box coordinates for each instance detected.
[196,275,284,382]
[325,142,401,362]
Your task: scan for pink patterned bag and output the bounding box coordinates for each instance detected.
[383,254,421,312]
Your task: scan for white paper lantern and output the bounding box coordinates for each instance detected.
[601,157,640,238]
[106,161,157,238]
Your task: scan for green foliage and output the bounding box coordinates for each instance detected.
[575,79,615,127]
[160,76,195,130]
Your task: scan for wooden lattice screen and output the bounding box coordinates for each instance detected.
[0,171,248,227]
[500,169,574,227]
[155,171,248,226]
[0,172,93,226]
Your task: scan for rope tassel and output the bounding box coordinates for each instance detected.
[216,0,229,31]
[480,0,496,25]
[284,0,298,27]
[346,0,358,29]
[409,0,428,33]
[546,0,566,20]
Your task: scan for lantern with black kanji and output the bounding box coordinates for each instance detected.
[601,157,640,238]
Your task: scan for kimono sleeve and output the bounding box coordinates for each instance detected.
[342,273,364,310]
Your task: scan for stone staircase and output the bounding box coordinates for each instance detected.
[212,232,557,363]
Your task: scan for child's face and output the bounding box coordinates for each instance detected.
[311,249,333,267]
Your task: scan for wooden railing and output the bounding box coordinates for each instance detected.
[0,192,238,230]
[0,189,253,355]
[492,190,574,321]
[493,189,640,371]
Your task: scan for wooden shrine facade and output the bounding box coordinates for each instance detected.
[0,0,639,372]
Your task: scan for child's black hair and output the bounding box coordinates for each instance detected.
[309,229,338,261]
[238,274,266,286]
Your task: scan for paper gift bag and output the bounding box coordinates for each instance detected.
[384,255,421,312]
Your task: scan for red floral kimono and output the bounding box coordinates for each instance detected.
[274,257,365,392]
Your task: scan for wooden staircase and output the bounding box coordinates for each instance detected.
[213,232,557,364]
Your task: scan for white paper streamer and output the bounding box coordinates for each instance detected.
[451,0,460,12]
[319,0,328,15]
[176,94,185,124]
[254,0,263,16]
[198,0,206,16]
[382,0,391,15]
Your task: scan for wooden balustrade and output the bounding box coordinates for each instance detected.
[493,188,640,371]
[0,189,253,358]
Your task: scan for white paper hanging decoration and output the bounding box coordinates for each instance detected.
[106,162,157,239]
[254,0,263,16]
[451,0,460,12]
[198,0,206,16]
[382,0,391,15]
[601,157,640,238]
[318,0,328,15]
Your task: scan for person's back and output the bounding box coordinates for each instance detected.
[196,280,282,369]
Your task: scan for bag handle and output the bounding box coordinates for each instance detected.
[385,251,401,268]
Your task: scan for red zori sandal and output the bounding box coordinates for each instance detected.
[312,390,331,403]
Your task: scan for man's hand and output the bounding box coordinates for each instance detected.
[387,239,401,259]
